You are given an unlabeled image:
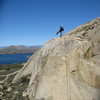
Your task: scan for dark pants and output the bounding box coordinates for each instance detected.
[56,31,63,38]
[60,32,62,38]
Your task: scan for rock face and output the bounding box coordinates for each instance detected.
[13,17,100,100]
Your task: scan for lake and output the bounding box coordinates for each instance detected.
[0,53,33,64]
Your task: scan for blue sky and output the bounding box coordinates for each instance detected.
[0,0,100,46]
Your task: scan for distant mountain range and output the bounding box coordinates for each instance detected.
[0,45,42,54]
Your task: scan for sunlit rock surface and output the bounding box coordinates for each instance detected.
[13,17,100,100]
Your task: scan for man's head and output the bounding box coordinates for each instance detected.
[60,24,62,27]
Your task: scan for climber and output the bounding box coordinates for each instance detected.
[56,25,64,38]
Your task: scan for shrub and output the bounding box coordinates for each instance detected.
[5,67,10,71]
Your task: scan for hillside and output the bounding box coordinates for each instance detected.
[0,45,40,54]
[0,17,100,100]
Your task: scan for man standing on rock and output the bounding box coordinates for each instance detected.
[56,25,64,38]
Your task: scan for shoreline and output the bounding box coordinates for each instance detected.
[0,53,33,65]
[0,52,33,55]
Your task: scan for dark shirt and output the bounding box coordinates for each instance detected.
[59,26,64,32]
